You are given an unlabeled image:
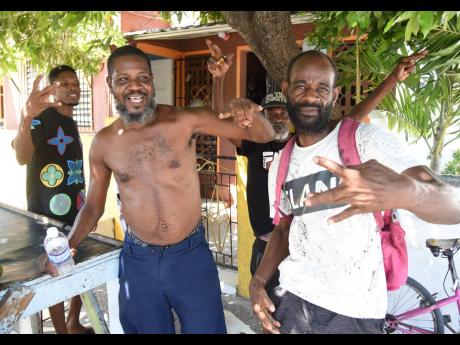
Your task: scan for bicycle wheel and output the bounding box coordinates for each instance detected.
[385,277,444,334]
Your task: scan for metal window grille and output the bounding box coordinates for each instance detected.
[174,56,237,269]
[26,64,93,130]
[73,72,93,130]
[175,55,217,169]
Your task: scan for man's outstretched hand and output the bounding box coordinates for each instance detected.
[304,157,411,224]
[391,50,428,82]
[219,98,263,128]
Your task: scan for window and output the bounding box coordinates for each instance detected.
[73,72,93,131]
[26,63,93,131]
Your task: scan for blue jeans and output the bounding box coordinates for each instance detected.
[118,224,227,334]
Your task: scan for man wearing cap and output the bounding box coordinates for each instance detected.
[206,39,424,301]
[236,91,291,295]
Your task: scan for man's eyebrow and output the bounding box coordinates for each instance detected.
[292,79,306,85]
[112,73,128,77]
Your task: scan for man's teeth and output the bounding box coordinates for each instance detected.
[128,96,143,103]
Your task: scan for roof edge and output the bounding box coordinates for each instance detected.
[125,12,315,41]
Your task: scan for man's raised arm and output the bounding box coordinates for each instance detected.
[13,75,60,165]
[206,39,243,148]
[347,50,428,121]
[190,98,275,144]
[305,157,460,225]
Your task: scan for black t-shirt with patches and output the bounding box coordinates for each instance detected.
[26,108,85,226]
[237,140,287,236]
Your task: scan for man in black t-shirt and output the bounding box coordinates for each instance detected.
[236,92,290,294]
[12,65,91,334]
[25,106,85,226]
[206,40,286,296]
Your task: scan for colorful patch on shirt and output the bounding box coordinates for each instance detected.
[67,159,83,185]
[77,189,85,210]
[47,127,74,156]
[40,163,64,188]
[31,119,41,129]
[49,193,72,216]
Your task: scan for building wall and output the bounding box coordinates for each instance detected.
[120,11,170,33]
[2,75,22,130]
[92,63,113,132]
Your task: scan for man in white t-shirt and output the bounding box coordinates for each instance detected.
[248,50,460,334]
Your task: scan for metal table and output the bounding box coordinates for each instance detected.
[0,202,123,334]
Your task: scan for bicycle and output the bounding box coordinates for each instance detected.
[384,237,460,334]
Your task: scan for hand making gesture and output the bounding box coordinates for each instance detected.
[390,50,428,82]
[206,39,234,78]
[23,74,61,119]
[304,157,412,224]
[219,98,264,128]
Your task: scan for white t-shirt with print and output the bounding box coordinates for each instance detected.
[267,121,423,319]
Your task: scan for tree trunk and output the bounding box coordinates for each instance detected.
[431,136,442,173]
[221,11,300,85]
[430,102,448,173]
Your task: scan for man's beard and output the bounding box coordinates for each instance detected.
[271,122,290,141]
[115,95,157,125]
[287,100,333,134]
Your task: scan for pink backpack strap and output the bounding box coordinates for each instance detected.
[273,135,296,225]
[338,118,384,229]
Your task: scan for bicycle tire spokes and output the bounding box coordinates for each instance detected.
[385,277,444,334]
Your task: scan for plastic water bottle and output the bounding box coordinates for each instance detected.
[44,227,75,276]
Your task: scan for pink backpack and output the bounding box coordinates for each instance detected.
[272,118,408,291]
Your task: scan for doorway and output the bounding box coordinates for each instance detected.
[245,52,267,104]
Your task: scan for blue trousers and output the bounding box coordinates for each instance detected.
[118,224,227,334]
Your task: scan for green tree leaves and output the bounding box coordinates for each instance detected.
[442,149,460,175]
[0,11,126,77]
[308,11,460,172]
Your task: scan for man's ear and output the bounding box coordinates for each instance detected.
[281,80,289,96]
[106,76,114,93]
[332,86,341,106]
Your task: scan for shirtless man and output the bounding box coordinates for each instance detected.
[39,45,275,334]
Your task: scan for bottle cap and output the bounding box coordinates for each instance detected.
[47,227,59,238]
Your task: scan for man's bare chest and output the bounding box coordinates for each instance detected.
[107,132,196,183]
